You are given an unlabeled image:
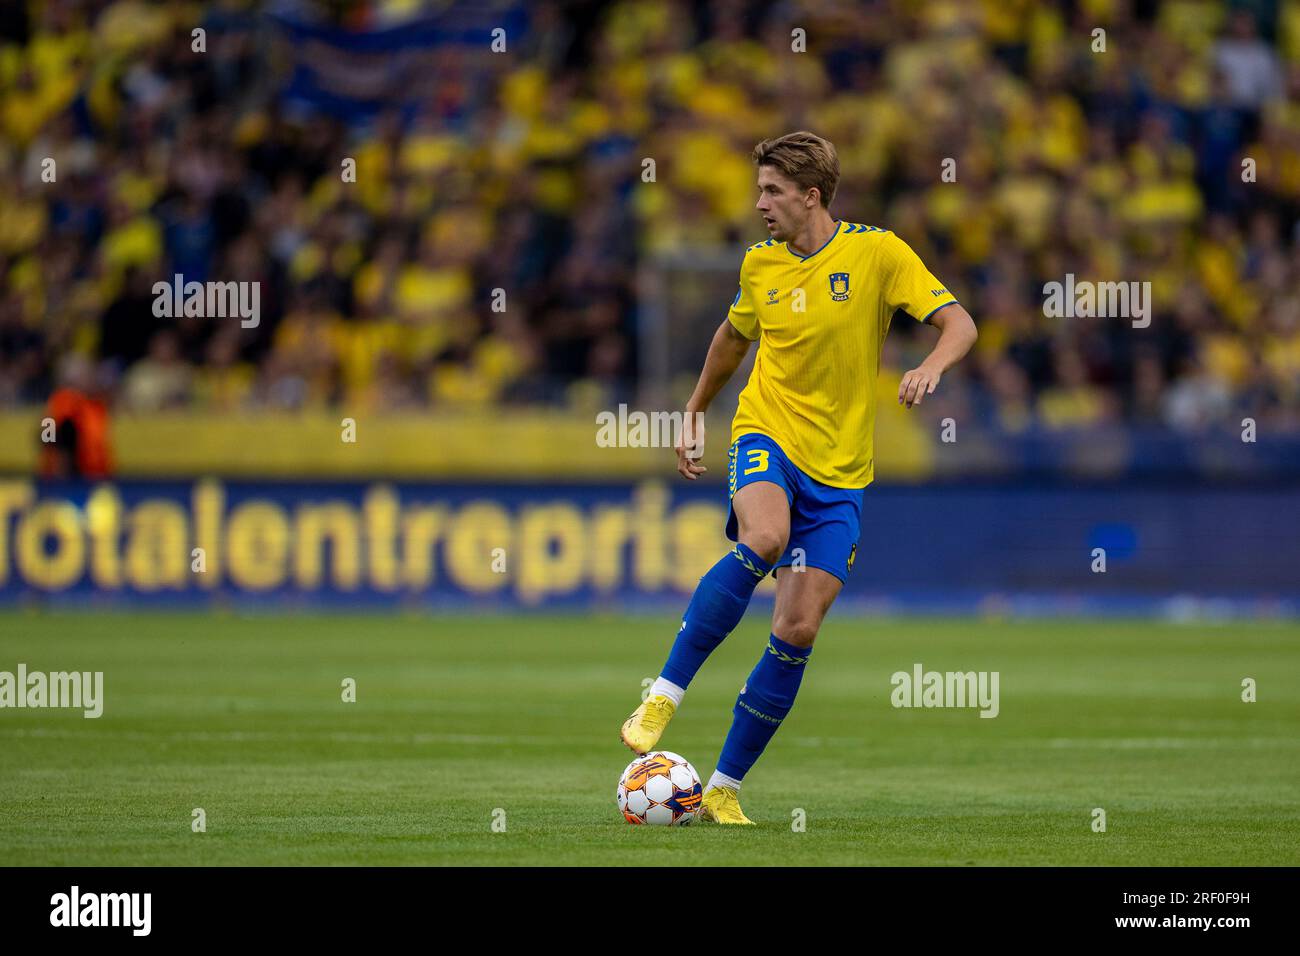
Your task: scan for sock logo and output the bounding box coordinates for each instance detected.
[736,697,782,724]
[731,546,768,580]
[765,639,809,665]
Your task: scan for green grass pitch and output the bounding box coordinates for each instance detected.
[1,609,1297,866]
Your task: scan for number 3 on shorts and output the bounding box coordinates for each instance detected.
[742,448,769,475]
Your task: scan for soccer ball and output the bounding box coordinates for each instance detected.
[617,751,702,825]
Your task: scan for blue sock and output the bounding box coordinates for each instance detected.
[716,634,812,781]
[660,544,772,689]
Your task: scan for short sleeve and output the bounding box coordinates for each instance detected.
[726,265,759,340]
[881,233,958,322]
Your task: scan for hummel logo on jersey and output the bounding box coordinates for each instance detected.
[767,288,779,304]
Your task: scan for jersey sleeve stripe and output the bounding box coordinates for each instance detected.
[920,300,960,322]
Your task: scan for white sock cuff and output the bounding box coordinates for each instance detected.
[649,677,686,706]
[708,770,743,792]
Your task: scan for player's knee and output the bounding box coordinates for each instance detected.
[772,614,819,649]
[740,526,786,565]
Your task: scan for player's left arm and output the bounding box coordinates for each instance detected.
[898,302,977,408]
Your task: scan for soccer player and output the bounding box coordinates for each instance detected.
[620,131,978,823]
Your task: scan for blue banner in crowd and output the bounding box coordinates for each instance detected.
[0,478,1296,615]
[268,4,529,124]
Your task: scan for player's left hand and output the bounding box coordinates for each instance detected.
[898,363,941,408]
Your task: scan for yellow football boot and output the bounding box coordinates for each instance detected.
[698,786,755,825]
[620,694,677,755]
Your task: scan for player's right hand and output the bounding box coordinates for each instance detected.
[676,412,707,480]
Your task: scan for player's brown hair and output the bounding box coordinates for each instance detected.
[751,131,840,208]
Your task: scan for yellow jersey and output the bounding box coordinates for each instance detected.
[726,221,957,488]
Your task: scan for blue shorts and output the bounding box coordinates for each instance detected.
[725,433,865,583]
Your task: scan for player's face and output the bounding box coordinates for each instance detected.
[755,166,814,242]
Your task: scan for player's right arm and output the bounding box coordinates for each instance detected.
[676,280,757,480]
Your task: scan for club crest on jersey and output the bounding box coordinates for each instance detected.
[828,272,851,301]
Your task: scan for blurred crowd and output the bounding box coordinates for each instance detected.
[1,0,1298,434]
